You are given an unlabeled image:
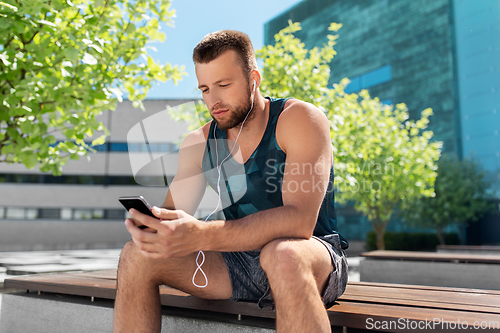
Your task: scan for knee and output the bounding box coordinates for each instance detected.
[260,239,310,280]
[117,240,144,274]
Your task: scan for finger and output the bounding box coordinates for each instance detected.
[125,219,157,243]
[140,251,165,260]
[129,208,161,229]
[135,240,164,254]
[151,206,183,220]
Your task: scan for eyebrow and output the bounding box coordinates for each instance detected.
[198,78,231,90]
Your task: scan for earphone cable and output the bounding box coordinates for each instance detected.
[192,88,256,289]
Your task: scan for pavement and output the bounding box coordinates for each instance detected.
[0,249,121,316]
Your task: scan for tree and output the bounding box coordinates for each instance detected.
[171,21,442,250]
[402,153,493,245]
[325,85,442,250]
[0,0,186,175]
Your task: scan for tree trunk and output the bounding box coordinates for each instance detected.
[375,228,385,250]
[457,222,466,245]
[435,227,445,245]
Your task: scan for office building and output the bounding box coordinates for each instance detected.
[264,0,500,243]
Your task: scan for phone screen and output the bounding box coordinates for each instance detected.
[119,196,158,229]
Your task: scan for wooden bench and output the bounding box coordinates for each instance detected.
[437,245,500,255]
[360,250,500,291]
[2,269,500,332]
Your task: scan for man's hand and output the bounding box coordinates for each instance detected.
[125,207,206,259]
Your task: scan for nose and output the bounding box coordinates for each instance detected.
[206,90,221,111]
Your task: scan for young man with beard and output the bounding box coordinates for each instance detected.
[113,30,348,333]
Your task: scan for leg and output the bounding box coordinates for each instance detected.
[260,238,334,333]
[113,240,232,333]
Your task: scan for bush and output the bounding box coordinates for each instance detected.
[366,231,459,251]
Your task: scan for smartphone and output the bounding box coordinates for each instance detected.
[119,196,158,229]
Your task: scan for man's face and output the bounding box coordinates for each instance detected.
[195,50,252,130]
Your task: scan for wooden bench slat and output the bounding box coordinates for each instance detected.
[351,281,500,295]
[344,284,500,311]
[340,294,500,315]
[361,250,500,264]
[330,301,500,332]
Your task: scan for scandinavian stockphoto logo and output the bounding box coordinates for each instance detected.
[127,102,247,212]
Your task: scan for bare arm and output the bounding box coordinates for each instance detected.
[161,126,209,215]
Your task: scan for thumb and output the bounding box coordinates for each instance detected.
[152,206,182,220]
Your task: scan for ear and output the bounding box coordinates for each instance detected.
[250,69,261,91]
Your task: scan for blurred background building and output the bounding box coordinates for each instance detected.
[264,0,500,244]
[0,100,222,251]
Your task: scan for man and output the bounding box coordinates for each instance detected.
[113,30,348,333]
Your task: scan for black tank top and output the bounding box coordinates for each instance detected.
[201,97,348,249]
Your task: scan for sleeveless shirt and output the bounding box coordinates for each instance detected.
[201,97,348,249]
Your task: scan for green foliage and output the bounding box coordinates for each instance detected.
[168,100,210,133]
[0,0,186,174]
[402,153,493,244]
[257,21,342,104]
[365,231,459,251]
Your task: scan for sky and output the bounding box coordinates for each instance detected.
[145,0,301,99]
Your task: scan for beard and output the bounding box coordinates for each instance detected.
[211,86,253,130]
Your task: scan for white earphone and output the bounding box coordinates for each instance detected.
[192,78,257,289]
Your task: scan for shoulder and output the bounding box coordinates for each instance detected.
[279,99,329,127]
[178,121,212,168]
[180,121,212,147]
[276,99,330,152]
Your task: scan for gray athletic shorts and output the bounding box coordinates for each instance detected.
[221,233,348,309]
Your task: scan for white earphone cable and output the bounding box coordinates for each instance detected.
[192,82,256,288]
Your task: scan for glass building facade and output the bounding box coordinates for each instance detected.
[264,0,500,241]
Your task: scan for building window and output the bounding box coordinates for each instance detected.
[0,173,154,185]
[0,207,134,221]
[25,208,38,220]
[6,208,25,219]
[52,141,179,153]
[110,142,129,152]
[345,65,392,93]
[39,208,61,219]
[93,209,105,219]
[106,209,126,220]
[73,209,92,220]
[61,208,73,220]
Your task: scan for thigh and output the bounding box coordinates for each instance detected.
[163,250,233,300]
[120,241,232,300]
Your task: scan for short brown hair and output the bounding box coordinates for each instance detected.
[193,30,258,77]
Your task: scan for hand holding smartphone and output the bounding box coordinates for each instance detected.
[119,196,158,230]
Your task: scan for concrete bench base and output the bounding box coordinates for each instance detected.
[0,292,275,333]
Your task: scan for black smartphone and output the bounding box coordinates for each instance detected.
[119,196,158,229]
